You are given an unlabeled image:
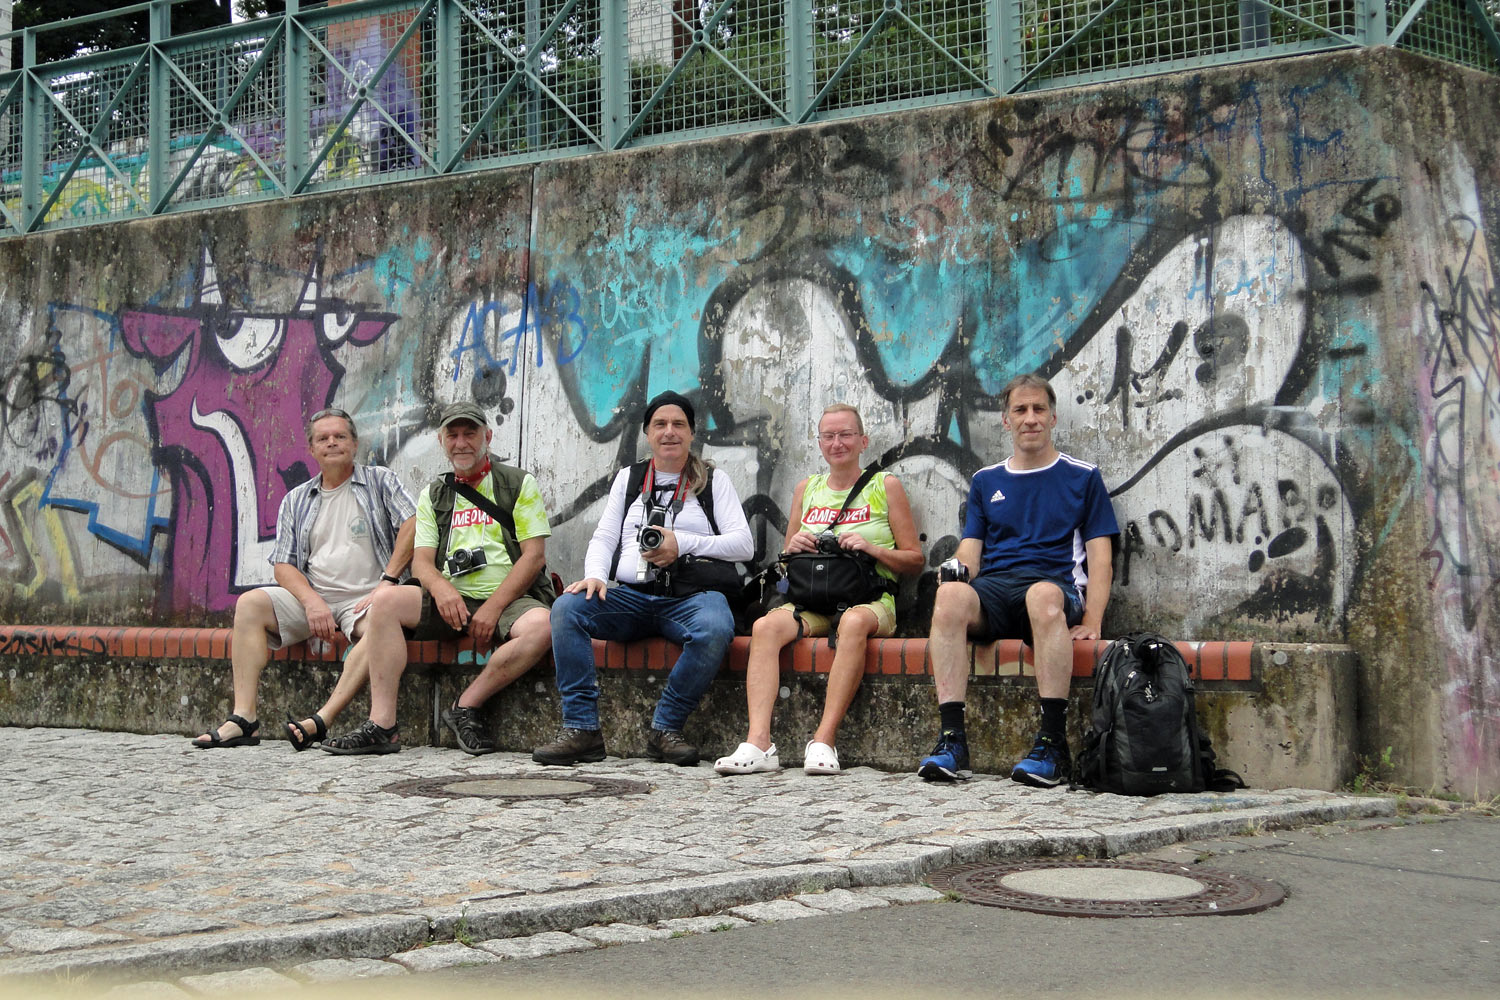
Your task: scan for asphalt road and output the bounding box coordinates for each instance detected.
[416,813,1499,1000]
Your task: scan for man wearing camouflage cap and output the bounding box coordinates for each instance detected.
[322,402,555,755]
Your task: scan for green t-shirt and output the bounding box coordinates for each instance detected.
[796,472,898,611]
[415,471,551,599]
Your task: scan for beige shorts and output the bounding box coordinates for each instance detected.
[263,587,370,649]
[769,599,896,638]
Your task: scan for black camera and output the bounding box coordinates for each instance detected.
[815,531,843,555]
[938,557,970,583]
[446,546,487,577]
[636,507,669,552]
[635,506,671,582]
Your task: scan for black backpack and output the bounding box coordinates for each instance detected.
[1074,632,1245,795]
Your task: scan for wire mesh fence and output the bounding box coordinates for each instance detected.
[161,22,288,209]
[453,0,608,162]
[1,0,1495,235]
[813,0,990,113]
[1392,0,1500,72]
[629,0,788,139]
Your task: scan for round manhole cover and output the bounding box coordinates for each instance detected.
[1001,867,1205,901]
[443,778,597,797]
[381,774,651,800]
[928,859,1286,917]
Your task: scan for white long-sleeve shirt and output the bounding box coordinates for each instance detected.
[583,465,754,585]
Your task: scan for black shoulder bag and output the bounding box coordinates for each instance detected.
[779,468,891,616]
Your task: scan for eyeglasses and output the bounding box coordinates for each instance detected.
[817,431,861,443]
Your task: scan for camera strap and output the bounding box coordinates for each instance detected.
[451,478,520,553]
[640,459,690,517]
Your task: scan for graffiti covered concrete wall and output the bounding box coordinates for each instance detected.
[0,49,1495,793]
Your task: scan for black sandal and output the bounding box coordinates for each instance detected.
[191,714,261,749]
[284,712,327,751]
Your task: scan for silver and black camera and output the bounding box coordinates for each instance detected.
[446,546,488,577]
[938,557,970,583]
[635,506,671,582]
[815,531,843,555]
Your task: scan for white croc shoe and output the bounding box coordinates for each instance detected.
[803,740,842,775]
[714,742,780,775]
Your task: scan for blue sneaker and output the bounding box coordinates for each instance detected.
[917,730,970,781]
[1011,735,1071,788]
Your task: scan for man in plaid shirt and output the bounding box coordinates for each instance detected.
[190,407,416,751]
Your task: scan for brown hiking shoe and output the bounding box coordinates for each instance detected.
[532,727,606,765]
[645,728,699,766]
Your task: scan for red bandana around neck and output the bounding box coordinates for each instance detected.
[456,458,492,486]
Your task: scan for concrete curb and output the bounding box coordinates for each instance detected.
[0,795,1395,984]
[0,915,431,981]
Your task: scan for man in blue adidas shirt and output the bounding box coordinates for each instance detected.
[919,374,1119,786]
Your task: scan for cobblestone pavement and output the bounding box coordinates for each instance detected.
[0,727,1393,990]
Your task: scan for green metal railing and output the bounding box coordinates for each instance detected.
[2,0,1496,236]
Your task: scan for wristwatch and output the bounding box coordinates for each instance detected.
[380,573,401,584]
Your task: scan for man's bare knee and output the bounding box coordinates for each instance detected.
[1025,582,1066,627]
[370,584,422,626]
[751,609,797,645]
[932,582,980,633]
[508,607,552,647]
[837,609,877,643]
[233,589,277,631]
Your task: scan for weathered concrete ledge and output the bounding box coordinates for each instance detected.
[0,625,1356,789]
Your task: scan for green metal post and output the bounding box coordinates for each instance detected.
[601,0,626,148]
[526,0,541,151]
[785,0,811,123]
[20,29,40,231]
[285,0,307,191]
[436,0,457,172]
[1363,0,1388,45]
[1467,0,1500,64]
[994,0,1018,94]
[149,0,171,216]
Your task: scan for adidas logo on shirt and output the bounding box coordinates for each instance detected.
[990,489,1006,503]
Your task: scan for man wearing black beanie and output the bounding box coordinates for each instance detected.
[535,390,753,766]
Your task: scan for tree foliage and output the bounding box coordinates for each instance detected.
[235,0,287,17]
[13,1,232,66]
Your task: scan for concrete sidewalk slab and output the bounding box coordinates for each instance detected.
[0,727,1393,984]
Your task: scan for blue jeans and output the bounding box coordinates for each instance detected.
[550,585,734,732]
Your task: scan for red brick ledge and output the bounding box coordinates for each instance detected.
[0,625,1254,682]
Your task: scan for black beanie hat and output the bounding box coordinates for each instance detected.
[642,391,695,432]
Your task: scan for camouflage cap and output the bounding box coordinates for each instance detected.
[437,402,488,429]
